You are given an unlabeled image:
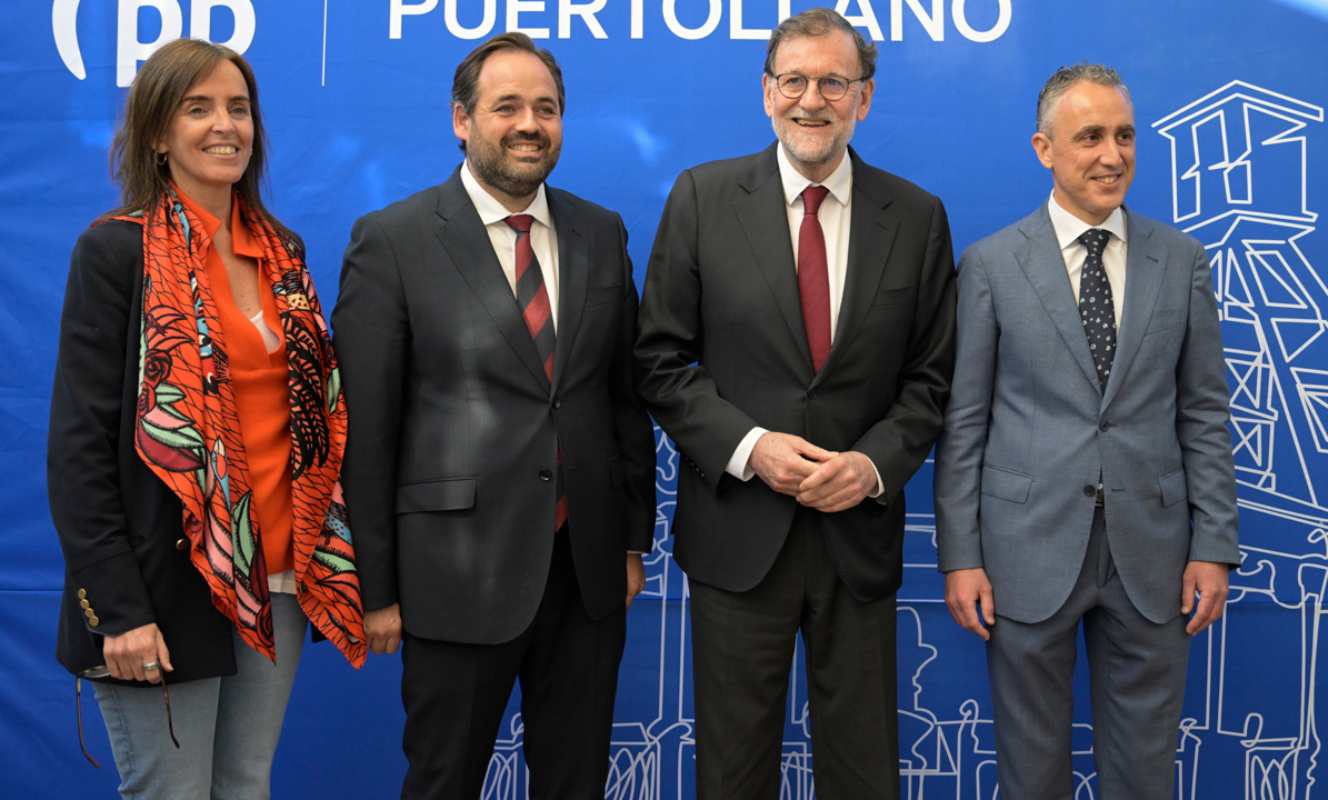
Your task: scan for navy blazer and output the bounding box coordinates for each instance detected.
[49,220,236,682]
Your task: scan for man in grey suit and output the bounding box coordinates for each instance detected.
[934,64,1240,799]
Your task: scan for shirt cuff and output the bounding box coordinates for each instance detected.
[726,427,768,481]
[867,460,885,498]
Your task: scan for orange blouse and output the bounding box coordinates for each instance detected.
[178,190,294,577]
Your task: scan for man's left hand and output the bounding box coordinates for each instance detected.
[1181,560,1230,636]
[796,451,877,512]
[626,553,645,608]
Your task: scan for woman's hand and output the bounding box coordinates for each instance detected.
[102,623,173,683]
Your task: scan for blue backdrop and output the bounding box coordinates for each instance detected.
[5,1,1328,797]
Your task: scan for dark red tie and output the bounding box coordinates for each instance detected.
[798,185,832,372]
[505,214,567,531]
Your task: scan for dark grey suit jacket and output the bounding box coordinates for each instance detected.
[333,168,656,645]
[934,205,1240,624]
[636,144,956,601]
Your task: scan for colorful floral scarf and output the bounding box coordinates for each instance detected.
[121,190,365,666]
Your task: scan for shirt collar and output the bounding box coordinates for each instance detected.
[460,160,552,230]
[174,185,262,258]
[776,144,853,208]
[1047,190,1127,250]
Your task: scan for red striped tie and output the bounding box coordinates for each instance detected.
[506,214,567,531]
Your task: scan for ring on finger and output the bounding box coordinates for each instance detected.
[142,661,160,671]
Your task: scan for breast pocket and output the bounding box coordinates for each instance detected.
[1143,308,1183,337]
[584,283,621,310]
[870,285,916,309]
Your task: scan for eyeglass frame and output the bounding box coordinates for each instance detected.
[75,666,180,768]
[766,71,870,102]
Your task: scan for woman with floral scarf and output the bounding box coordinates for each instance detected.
[48,38,365,799]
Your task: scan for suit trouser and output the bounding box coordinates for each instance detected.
[689,508,900,800]
[399,531,626,800]
[987,507,1191,800]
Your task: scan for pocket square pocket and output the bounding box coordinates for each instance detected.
[1143,308,1183,336]
[870,285,916,308]
[584,284,622,309]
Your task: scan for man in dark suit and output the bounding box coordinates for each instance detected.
[332,32,656,799]
[934,65,1239,799]
[634,9,956,798]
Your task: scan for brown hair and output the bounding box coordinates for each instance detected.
[451,32,565,151]
[764,8,877,81]
[109,38,293,242]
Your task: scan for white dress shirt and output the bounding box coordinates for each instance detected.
[1046,192,1127,330]
[724,148,882,497]
[460,161,560,329]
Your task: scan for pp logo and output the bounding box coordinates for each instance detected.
[53,0,256,87]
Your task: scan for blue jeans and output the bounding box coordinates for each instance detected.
[93,593,306,800]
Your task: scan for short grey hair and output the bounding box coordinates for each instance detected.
[1036,64,1131,136]
[764,8,877,81]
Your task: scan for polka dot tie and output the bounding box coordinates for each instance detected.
[1078,228,1116,390]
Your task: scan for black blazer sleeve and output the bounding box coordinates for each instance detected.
[332,212,411,612]
[635,169,761,486]
[610,216,657,553]
[47,222,155,637]
[849,196,956,499]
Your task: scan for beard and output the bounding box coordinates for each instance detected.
[466,131,560,200]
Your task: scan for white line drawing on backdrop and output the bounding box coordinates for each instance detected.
[1154,79,1328,800]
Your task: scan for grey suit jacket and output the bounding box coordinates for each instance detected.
[934,204,1240,625]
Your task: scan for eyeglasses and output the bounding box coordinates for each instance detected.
[769,72,867,102]
[75,668,179,768]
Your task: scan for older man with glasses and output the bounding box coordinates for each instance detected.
[636,7,957,798]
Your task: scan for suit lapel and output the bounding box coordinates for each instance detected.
[1101,210,1164,410]
[1014,207,1101,392]
[733,145,813,377]
[432,170,550,392]
[548,190,588,395]
[821,152,898,385]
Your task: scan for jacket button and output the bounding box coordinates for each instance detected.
[1099,421,1111,431]
[87,616,100,628]
[84,607,96,619]
[539,469,553,481]
[77,588,87,599]
[79,599,90,610]
[1083,485,1096,497]
[552,398,562,410]
[175,538,187,551]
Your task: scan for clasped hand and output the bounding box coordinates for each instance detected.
[750,432,876,513]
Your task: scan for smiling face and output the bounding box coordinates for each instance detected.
[1032,80,1136,225]
[762,29,873,183]
[156,59,253,208]
[453,48,563,211]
